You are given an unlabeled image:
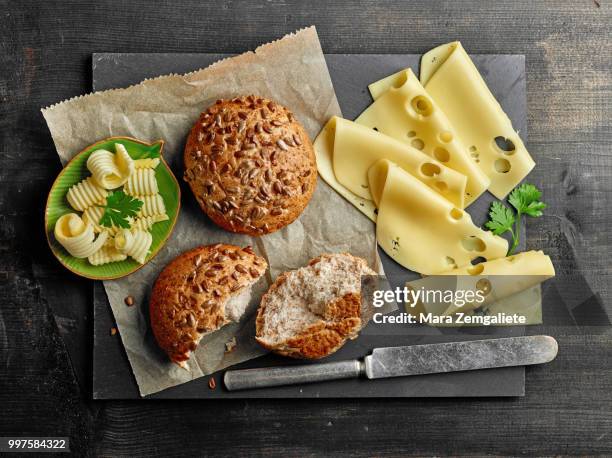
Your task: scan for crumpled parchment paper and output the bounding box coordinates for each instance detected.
[42,27,382,396]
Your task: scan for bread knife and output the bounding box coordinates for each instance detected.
[224,335,558,391]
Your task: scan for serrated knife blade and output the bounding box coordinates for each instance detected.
[224,335,558,391]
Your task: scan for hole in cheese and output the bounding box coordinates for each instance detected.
[392,71,409,89]
[407,130,417,138]
[476,278,492,295]
[434,181,448,193]
[467,264,485,275]
[373,127,379,131]
[494,158,512,173]
[439,131,453,143]
[471,256,487,265]
[449,208,463,220]
[461,236,486,252]
[420,162,441,177]
[433,147,450,162]
[445,256,457,268]
[411,138,425,150]
[494,136,516,154]
[411,96,434,116]
[469,145,477,152]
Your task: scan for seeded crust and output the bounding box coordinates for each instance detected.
[255,253,375,359]
[150,244,267,366]
[183,96,317,236]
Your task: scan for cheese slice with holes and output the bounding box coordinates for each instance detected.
[441,250,555,315]
[315,116,467,212]
[438,250,555,277]
[313,117,378,221]
[406,280,544,326]
[368,159,508,274]
[369,68,413,101]
[418,41,535,199]
[356,68,490,206]
[406,250,554,319]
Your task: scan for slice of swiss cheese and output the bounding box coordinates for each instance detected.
[314,116,468,220]
[438,250,555,277]
[442,250,554,315]
[405,280,543,326]
[407,251,555,316]
[419,41,535,199]
[368,158,508,274]
[329,116,467,205]
[369,69,410,100]
[356,68,490,206]
[313,117,378,222]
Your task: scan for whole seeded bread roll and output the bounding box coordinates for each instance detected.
[183,95,317,236]
[150,244,267,367]
[255,253,376,359]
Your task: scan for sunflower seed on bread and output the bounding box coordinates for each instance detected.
[150,244,267,368]
[255,253,376,359]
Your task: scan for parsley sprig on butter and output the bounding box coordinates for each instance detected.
[100,190,143,229]
[485,183,546,255]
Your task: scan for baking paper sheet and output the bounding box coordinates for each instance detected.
[42,27,383,396]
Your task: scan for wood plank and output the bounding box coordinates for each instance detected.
[1,0,610,455]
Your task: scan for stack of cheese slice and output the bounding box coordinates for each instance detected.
[357,68,490,206]
[371,41,536,200]
[313,41,553,305]
[314,116,468,222]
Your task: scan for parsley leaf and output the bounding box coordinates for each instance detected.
[508,183,547,217]
[522,201,547,218]
[99,191,143,229]
[485,201,515,235]
[485,183,546,255]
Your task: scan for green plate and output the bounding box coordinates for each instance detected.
[45,137,181,280]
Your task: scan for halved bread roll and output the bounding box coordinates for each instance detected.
[150,244,267,367]
[255,253,376,359]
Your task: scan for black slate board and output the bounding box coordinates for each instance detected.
[92,53,527,399]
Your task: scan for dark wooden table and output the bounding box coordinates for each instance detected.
[1,1,610,456]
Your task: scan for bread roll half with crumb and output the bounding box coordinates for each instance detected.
[150,244,267,368]
[255,253,376,359]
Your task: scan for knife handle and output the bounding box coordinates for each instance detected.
[224,360,364,391]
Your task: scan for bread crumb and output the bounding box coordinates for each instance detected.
[225,337,237,353]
